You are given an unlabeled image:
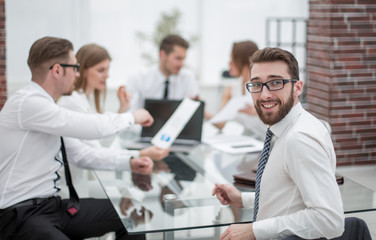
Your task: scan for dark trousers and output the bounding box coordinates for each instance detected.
[0,197,145,240]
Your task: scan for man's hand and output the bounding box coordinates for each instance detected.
[140,146,170,161]
[117,86,132,113]
[238,103,257,116]
[130,207,153,226]
[152,160,170,173]
[212,183,243,208]
[130,156,153,174]
[119,198,134,216]
[132,173,152,191]
[220,223,255,240]
[132,109,154,127]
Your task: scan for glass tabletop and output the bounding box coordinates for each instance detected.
[94,143,376,235]
[94,150,253,234]
[183,144,376,214]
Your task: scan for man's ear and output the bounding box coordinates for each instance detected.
[159,50,166,61]
[50,64,62,78]
[294,80,304,98]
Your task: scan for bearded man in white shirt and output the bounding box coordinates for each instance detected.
[0,36,154,239]
[126,34,199,111]
[212,47,344,239]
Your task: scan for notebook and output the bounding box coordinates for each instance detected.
[124,99,205,153]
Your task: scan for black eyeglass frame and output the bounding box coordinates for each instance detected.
[245,79,298,93]
[49,63,80,72]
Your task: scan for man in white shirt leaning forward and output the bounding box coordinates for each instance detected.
[0,36,154,240]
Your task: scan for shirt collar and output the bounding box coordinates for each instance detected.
[269,102,303,138]
[30,81,55,102]
[157,65,178,81]
[156,66,166,80]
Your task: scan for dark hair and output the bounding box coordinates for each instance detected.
[27,36,73,79]
[75,43,111,113]
[159,34,189,55]
[231,40,259,73]
[250,47,299,80]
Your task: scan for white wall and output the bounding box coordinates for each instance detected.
[5,0,309,104]
[5,0,87,93]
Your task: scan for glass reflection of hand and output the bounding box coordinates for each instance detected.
[152,160,171,173]
[130,207,153,226]
[132,173,152,191]
[119,197,134,216]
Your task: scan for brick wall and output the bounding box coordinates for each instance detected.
[306,0,376,165]
[0,0,5,110]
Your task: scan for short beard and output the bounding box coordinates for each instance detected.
[255,88,294,125]
[161,60,173,76]
[62,91,73,96]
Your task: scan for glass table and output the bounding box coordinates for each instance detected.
[94,144,376,239]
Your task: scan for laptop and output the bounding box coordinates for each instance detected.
[124,99,205,153]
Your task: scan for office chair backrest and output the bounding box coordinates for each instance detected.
[282,217,372,240]
[332,217,372,240]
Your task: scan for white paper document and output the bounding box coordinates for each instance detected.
[209,95,253,124]
[151,98,200,149]
[203,134,264,154]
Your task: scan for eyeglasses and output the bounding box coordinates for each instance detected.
[245,79,298,93]
[49,63,80,72]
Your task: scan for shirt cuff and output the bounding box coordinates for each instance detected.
[241,192,255,209]
[115,153,132,171]
[122,112,135,126]
[253,217,278,239]
[128,150,140,158]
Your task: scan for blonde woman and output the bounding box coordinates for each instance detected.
[59,44,169,177]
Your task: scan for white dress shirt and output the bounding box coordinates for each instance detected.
[126,65,199,111]
[241,102,344,239]
[0,82,136,208]
[58,91,140,171]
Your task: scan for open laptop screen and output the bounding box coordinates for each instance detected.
[141,99,205,141]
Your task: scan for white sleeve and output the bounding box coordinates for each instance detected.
[19,93,135,139]
[241,192,255,209]
[253,132,344,239]
[63,137,134,171]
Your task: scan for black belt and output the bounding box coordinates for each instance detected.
[0,197,54,212]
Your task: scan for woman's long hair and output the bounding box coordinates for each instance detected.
[75,44,111,113]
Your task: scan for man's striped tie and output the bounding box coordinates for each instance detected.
[253,128,273,221]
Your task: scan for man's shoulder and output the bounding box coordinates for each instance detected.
[287,110,330,141]
[177,68,195,78]
[8,83,49,105]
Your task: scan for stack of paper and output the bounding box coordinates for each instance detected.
[202,134,263,154]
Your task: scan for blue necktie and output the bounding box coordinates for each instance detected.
[253,128,273,221]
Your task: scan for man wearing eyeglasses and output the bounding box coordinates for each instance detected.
[0,37,154,239]
[212,47,344,239]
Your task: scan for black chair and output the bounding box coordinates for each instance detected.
[282,217,372,240]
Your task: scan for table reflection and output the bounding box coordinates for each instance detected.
[94,144,376,237]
